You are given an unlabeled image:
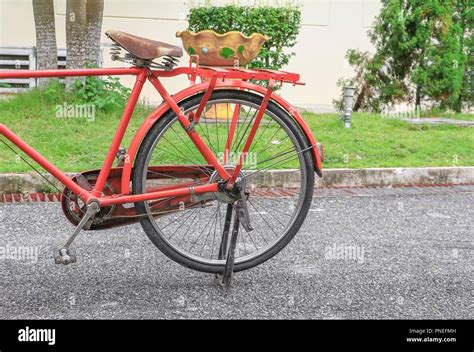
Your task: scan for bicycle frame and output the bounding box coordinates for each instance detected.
[0,64,323,208]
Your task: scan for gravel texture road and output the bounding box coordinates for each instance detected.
[0,187,472,319]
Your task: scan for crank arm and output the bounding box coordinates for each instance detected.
[55,201,100,265]
[63,201,100,249]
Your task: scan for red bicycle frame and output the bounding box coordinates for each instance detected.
[0,64,323,208]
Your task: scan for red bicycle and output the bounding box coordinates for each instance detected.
[0,30,323,287]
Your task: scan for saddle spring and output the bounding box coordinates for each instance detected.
[109,43,179,71]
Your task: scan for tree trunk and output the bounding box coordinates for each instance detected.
[85,0,104,67]
[415,85,421,109]
[32,0,57,88]
[66,0,87,89]
[454,0,468,113]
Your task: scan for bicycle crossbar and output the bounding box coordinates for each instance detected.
[0,67,143,79]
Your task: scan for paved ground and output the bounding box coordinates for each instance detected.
[400,117,474,126]
[0,186,472,319]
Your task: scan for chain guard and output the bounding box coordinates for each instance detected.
[61,172,118,230]
[61,166,214,231]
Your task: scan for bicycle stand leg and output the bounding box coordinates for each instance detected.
[215,204,233,283]
[54,201,99,265]
[218,204,233,261]
[221,214,240,292]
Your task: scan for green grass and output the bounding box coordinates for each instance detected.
[303,113,473,168]
[0,89,152,173]
[0,89,473,173]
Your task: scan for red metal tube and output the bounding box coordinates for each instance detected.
[227,79,275,187]
[99,182,219,206]
[224,104,241,164]
[0,124,90,201]
[0,67,143,79]
[92,68,148,197]
[193,75,217,123]
[148,74,230,180]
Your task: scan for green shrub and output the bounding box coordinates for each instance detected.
[337,0,473,113]
[187,4,301,70]
[42,75,130,113]
[71,76,130,112]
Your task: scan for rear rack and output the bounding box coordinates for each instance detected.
[197,66,303,85]
[151,54,305,87]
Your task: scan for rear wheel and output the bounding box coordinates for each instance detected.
[132,90,314,273]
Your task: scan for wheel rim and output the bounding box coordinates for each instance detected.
[140,97,309,266]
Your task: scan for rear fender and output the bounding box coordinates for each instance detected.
[123,81,323,194]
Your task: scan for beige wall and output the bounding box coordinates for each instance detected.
[0,0,381,110]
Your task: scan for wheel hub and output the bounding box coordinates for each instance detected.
[209,165,246,204]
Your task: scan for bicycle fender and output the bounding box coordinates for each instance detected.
[123,81,323,194]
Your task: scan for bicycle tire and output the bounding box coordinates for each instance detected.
[132,89,315,273]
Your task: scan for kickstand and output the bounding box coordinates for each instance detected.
[54,201,99,265]
[221,208,240,293]
[215,204,232,285]
[217,204,233,261]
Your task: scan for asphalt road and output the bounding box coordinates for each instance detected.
[0,188,472,319]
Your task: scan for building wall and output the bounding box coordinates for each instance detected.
[0,0,381,110]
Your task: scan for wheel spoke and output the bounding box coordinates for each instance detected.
[233,107,257,154]
[232,104,253,153]
[169,125,203,163]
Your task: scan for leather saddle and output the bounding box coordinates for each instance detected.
[106,30,183,60]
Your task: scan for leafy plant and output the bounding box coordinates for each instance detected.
[71,75,130,112]
[187,4,302,71]
[43,80,68,103]
[333,49,408,112]
[40,73,131,113]
[336,0,473,113]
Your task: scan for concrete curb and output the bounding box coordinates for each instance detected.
[314,167,474,188]
[0,167,473,194]
[0,173,73,194]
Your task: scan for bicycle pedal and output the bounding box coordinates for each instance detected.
[54,248,77,265]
